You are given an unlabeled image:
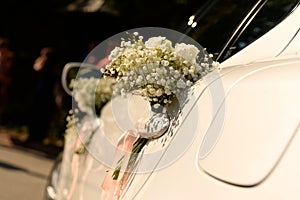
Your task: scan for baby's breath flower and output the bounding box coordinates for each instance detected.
[161,60,169,66]
[176,79,186,89]
[103,32,219,107]
[71,77,115,116]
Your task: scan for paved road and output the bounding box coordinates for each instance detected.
[0,144,55,200]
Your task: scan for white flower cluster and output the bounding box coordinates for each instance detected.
[70,76,116,116]
[103,32,219,107]
[64,108,80,138]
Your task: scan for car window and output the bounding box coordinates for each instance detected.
[182,0,258,58]
[182,0,299,62]
[222,0,299,61]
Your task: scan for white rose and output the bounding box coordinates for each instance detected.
[145,36,173,51]
[174,43,199,63]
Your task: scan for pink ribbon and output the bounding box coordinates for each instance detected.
[100,129,139,200]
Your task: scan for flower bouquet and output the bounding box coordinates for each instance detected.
[58,70,116,199]
[99,30,220,199]
[67,76,116,154]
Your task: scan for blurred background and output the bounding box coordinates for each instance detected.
[0,0,203,149]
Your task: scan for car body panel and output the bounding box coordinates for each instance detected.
[127,55,300,199]
[200,57,300,185]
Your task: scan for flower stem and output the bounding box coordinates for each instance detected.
[112,137,149,180]
[128,137,149,167]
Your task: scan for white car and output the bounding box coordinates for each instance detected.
[45,1,300,199]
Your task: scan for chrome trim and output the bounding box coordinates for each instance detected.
[61,62,99,96]
[216,0,268,61]
[276,27,300,57]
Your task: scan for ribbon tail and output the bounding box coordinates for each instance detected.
[100,130,138,200]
